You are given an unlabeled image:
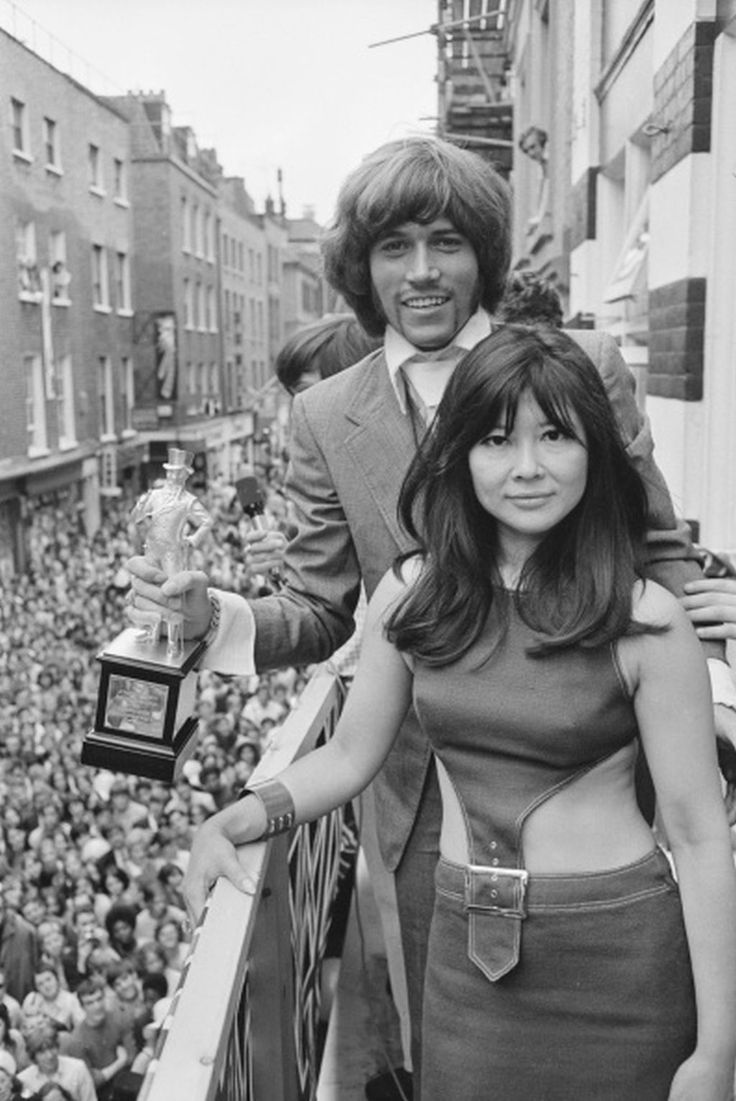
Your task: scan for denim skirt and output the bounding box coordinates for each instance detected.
[422,848,696,1101]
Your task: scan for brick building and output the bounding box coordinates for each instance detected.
[0,27,134,574]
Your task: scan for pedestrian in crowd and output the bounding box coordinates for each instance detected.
[180,326,736,1099]
[18,1019,95,1101]
[0,973,22,1032]
[0,1050,20,1101]
[60,978,134,1101]
[0,1005,27,1075]
[496,269,564,328]
[126,133,736,1099]
[0,884,38,1003]
[21,966,83,1035]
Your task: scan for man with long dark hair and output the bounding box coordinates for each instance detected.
[127,135,734,1098]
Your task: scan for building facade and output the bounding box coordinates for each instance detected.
[503,0,736,551]
[0,19,310,574]
[0,28,134,574]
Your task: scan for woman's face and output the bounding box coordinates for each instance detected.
[157,921,180,950]
[468,390,588,573]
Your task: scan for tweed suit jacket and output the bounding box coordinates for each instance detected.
[229,329,702,871]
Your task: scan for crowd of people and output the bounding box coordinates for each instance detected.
[0,477,311,1100]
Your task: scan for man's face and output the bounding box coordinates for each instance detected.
[80,988,107,1026]
[369,217,480,350]
[35,1042,60,1076]
[35,970,59,1001]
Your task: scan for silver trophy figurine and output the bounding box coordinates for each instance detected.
[82,448,213,781]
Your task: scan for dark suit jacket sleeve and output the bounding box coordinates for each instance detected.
[250,393,361,672]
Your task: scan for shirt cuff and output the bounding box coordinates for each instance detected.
[708,658,736,710]
[199,588,256,676]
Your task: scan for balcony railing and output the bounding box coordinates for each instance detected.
[138,666,346,1101]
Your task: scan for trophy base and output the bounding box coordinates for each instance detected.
[82,715,200,783]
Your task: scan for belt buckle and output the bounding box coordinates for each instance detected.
[464,864,529,920]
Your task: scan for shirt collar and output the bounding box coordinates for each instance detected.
[385,308,492,413]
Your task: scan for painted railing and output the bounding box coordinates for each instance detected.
[138,667,346,1101]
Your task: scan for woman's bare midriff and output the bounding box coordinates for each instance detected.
[437,741,657,873]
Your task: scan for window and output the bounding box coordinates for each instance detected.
[49,230,71,304]
[43,117,61,171]
[197,282,205,331]
[222,233,229,269]
[122,357,135,433]
[113,158,127,203]
[88,144,104,192]
[25,354,47,454]
[191,204,199,256]
[181,195,191,252]
[224,289,230,330]
[91,244,110,309]
[114,251,131,312]
[98,356,114,437]
[193,281,200,330]
[195,206,204,257]
[256,253,263,284]
[10,98,30,158]
[57,354,76,448]
[16,221,41,299]
[207,287,217,332]
[183,278,193,329]
[204,212,214,261]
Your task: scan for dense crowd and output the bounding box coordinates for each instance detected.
[0,474,311,1100]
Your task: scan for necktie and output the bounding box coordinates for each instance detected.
[402,346,466,426]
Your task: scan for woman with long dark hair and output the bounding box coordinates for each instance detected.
[184,326,736,1099]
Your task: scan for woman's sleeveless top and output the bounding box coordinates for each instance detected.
[413,590,639,870]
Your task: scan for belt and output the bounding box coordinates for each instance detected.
[437,849,670,983]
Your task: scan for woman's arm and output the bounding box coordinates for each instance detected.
[622,583,736,1099]
[182,569,413,917]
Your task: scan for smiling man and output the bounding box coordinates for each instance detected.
[127,136,726,1100]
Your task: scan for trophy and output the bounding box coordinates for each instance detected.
[82,449,213,781]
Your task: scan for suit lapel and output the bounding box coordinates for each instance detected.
[341,352,418,550]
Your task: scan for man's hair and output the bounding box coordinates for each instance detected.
[104,903,137,936]
[275,314,380,395]
[497,271,564,328]
[106,958,138,987]
[23,1018,60,1057]
[322,136,512,335]
[75,977,106,1005]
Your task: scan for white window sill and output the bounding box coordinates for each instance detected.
[13,149,33,165]
[116,308,134,318]
[89,185,106,198]
[52,297,71,308]
[28,445,50,458]
[59,438,79,451]
[18,291,42,304]
[114,197,130,208]
[100,432,117,443]
[45,164,63,177]
[93,304,112,314]
[120,428,137,440]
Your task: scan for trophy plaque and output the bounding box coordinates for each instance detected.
[82,447,213,781]
[83,629,206,781]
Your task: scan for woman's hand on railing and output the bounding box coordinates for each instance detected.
[183,803,263,920]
